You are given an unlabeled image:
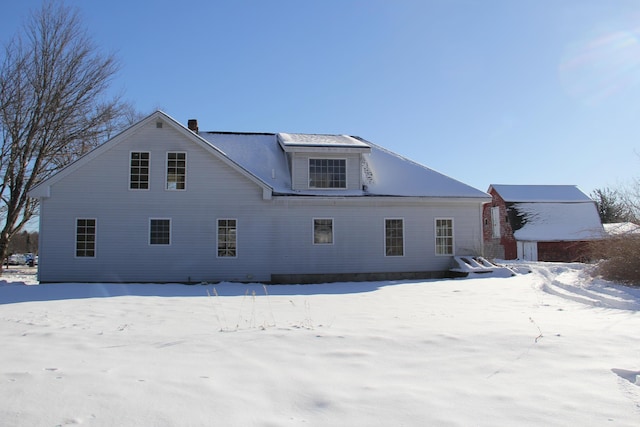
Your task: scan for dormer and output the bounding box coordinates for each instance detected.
[277,133,371,192]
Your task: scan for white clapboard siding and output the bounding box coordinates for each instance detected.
[34,111,487,283]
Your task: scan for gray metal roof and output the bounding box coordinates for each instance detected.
[201,131,489,199]
[490,184,592,203]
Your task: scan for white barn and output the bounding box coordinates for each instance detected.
[29,111,490,283]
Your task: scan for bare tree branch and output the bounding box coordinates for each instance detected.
[0,1,137,270]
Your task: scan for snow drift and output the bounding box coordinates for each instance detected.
[1,263,639,426]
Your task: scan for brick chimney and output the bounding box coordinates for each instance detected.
[187,119,198,133]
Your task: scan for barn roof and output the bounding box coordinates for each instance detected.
[488,184,604,241]
[510,202,605,241]
[489,184,592,202]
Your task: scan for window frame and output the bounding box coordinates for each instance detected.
[217,218,238,258]
[166,152,187,191]
[308,158,347,189]
[313,218,334,245]
[435,218,455,256]
[75,218,97,258]
[384,218,404,257]
[129,151,150,190]
[149,218,171,245]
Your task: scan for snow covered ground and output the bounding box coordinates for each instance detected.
[1,263,639,426]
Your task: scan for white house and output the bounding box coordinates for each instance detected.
[29,111,490,283]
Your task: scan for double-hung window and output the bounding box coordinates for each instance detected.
[76,219,96,257]
[150,219,171,245]
[217,219,237,257]
[313,218,333,244]
[130,152,149,189]
[435,218,454,255]
[309,159,346,189]
[385,218,404,256]
[167,152,186,190]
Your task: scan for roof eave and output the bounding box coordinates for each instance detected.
[272,193,491,203]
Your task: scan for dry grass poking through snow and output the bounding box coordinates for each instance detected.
[590,235,640,286]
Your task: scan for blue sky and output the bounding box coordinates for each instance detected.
[2,1,640,195]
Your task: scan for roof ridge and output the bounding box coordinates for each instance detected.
[203,131,275,136]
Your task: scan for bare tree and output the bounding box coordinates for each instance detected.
[591,187,635,224]
[621,177,640,223]
[0,1,134,271]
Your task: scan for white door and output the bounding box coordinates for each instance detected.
[517,241,538,261]
[491,207,501,238]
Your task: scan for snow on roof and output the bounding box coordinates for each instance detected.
[278,133,370,149]
[603,222,640,236]
[200,132,489,199]
[491,184,592,202]
[361,142,489,198]
[512,202,605,241]
[201,132,292,191]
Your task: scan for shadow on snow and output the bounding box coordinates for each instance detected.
[0,279,446,305]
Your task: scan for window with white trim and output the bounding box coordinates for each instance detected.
[150,219,171,245]
[130,152,149,189]
[167,152,186,190]
[309,159,346,189]
[76,218,96,257]
[313,218,333,244]
[385,218,404,256]
[435,218,454,255]
[217,219,237,257]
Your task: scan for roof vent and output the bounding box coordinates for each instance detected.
[187,119,198,133]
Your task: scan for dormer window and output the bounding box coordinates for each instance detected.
[277,133,370,192]
[309,159,346,189]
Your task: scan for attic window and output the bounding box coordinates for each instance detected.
[130,152,150,190]
[309,159,346,189]
[166,152,186,190]
[156,122,163,128]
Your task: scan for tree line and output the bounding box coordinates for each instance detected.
[7,230,38,255]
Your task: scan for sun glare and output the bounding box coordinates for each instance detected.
[559,28,640,105]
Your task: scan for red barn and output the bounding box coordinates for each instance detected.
[482,185,604,262]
